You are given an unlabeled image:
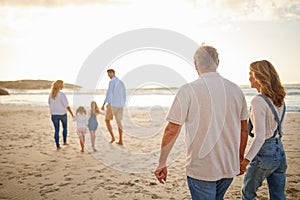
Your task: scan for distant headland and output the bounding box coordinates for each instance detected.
[0,80,81,94]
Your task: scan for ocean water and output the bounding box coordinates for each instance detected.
[0,85,299,112]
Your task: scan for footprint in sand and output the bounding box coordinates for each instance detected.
[40,183,54,189]
[104,185,116,190]
[1,182,40,200]
[64,177,72,181]
[39,187,60,196]
[58,182,70,187]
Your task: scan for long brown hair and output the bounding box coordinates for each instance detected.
[51,80,63,99]
[250,60,285,107]
[90,101,100,116]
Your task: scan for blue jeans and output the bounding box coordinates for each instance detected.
[51,114,68,148]
[242,138,287,200]
[187,176,233,200]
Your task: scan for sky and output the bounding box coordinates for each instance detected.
[0,0,300,89]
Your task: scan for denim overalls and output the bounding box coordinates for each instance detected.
[242,94,287,200]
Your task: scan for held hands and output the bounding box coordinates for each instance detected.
[239,158,250,175]
[154,166,168,184]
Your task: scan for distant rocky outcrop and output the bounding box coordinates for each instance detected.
[0,88,9,95]
[0,80,81,90]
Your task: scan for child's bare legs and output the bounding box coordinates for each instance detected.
[105,119,115,143]
[79,135,85,152]
[90,130,97,151]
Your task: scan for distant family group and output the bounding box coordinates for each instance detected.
[48,69,126,152]
[48,43,287,199]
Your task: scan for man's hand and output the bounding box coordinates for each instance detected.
[154,166,168,184]
[239,158,250,175]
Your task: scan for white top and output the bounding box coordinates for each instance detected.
[48,91,69,115]
[73,114,87,128]
[245,95,285,161]
[167,72,248,181]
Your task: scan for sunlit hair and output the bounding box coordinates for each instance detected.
[250,60,286,107]
[107,69,115,73]
[76,106,86,115]
[51,80,63,99]
[194,44,219,70]
[90,101,100,116]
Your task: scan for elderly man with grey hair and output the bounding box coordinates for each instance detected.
[155,44,248,199]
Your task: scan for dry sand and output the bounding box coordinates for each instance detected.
[0,105,299,199]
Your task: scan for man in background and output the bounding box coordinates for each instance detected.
[101,69,126,145]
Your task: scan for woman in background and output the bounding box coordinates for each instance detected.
[48,80,74,150]
[241,60,287,199]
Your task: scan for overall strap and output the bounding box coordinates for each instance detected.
[258,94,286,138]
[248,107,254,137]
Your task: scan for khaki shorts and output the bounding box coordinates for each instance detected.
[105,106,123,121]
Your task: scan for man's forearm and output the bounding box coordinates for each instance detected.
[158,122,181,168]
[239,120,248,159]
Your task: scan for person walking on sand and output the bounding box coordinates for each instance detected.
[88,101,101,151]
[74,106,87,152]
[154,44,249,199]
[101,69,126,145]
[240,60,287,200]
[48,80,74,150]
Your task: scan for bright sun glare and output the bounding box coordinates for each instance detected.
[0,1,299,85]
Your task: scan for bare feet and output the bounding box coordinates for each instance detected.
[81,149,84,153]
[116,141,123,145]
[110,139,115,143]
[63,142,69,146]
[57,147,61,151]
[92,146,97,152]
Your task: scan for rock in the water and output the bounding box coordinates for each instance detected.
[0,88,9,95]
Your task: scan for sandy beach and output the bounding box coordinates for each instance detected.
[0,105,299,199]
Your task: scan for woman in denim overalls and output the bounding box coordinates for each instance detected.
[240,60,287,200]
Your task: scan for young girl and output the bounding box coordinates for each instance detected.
[74,106,87,152]
[88,101,101,151]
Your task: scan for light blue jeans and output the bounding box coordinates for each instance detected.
[187,176,233,200]
[242,138,287,200]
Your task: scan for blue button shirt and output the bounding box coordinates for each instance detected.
[104,77,126,108]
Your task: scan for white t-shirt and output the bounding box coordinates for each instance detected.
[73,114,87,128]
[245,95,285,161]
[48,91,69,115]
[167,72,248,181]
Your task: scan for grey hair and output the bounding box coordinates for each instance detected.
[194,44,219,70]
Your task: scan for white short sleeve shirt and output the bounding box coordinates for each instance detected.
[74,114,87,128]
[167,72,248,181]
